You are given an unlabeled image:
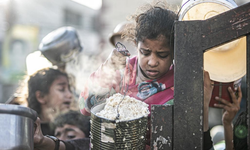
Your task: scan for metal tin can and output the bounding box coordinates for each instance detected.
[90,102,148,150]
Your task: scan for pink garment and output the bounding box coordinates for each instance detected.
[79,56,174,116]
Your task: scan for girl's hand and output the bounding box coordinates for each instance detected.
[214,86,242,125]
[106,48,130,71]
[34,117,45,149]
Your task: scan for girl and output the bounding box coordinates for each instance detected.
[33,1,214,150]
[28,68,73,135]
[79,1,177,116]
[78,1,214,149]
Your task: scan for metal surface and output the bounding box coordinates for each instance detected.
[247,35,250,150]
[150,105,173,150]
[169,2,250,149]
[0,104,37,150]
[90,102,148,150]
[39,26,82,67]
[174,20,204,149]
[178,0,247,83]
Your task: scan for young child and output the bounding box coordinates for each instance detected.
[28,67,73,135]
[79,0,214,149]
[53,110,90,141]
[79,0,177,116]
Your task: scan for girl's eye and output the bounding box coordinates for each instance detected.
[157,53,169,58]
[59,87,65,92]
[140,49,150,56]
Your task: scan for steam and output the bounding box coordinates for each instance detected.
[65,52,106,95]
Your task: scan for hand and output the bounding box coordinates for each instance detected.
[204,70,214,108]
[34,117,45,149]
[214,86,242,125]
[106,48,130,71]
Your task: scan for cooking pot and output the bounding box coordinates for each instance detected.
[0,104,37,150]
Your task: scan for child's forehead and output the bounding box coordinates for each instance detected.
[142,36,171,47]
[142,34,169,42]
[139,39,172,52]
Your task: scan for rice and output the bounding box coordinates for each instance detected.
[96,93,150,121]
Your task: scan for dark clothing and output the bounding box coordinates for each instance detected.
[62,138,90,150]
[204,130,214,150]
[41,123,54,136]
[233,111,248,150]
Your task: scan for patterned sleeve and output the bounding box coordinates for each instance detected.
[79,63,123,116]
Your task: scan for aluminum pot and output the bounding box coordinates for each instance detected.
[39,26,83,67]
[0,104,37,150]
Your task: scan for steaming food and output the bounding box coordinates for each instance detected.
[96,93,149,121]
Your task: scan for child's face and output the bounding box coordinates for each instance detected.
[44,75,73,111]
[55,124,86,141]
[137,36,173,79]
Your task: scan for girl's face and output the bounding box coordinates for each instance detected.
[44,75,73,111]
[137,36,173,80]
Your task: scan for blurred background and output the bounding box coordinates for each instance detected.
[0,0,248,103]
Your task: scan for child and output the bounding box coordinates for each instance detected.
[53,110,90,141]
[79,0,214,149]
[79,0,177,116]
[28,67,73,135]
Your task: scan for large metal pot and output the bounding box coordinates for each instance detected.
[0,104,37,150]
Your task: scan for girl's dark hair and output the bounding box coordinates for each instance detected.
[52,110,90,137]
[27,68,68,115]
[124,1,177,51]
[233,111,248,150]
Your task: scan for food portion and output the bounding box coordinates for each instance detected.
[96,93,149,121]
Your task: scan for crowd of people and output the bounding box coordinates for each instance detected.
[3,0,248,150]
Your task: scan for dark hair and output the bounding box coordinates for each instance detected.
[27,68,69,115]
[233,111,248,150]
[53,110,90,138]
[124,1,177,51]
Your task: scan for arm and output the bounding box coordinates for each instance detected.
[79,49,129,115]
[203,71,214,150]
[214,86,242,150]
[223,119,234,150]
[203,71,214,131]
[34,117,67,150]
